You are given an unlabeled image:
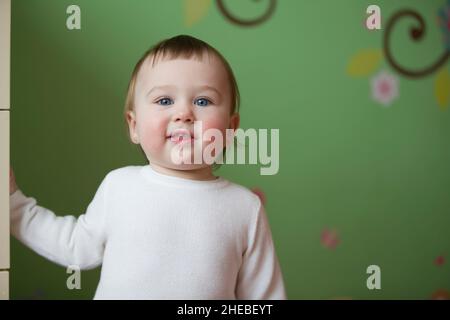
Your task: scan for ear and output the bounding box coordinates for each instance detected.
[229,113,240,131]
[126,111,140,144]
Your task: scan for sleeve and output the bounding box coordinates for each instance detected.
[235,200,287,300]
[9,173,110,270]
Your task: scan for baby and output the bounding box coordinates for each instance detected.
[9,35,286,300]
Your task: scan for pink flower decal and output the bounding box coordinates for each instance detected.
[321,228,340,250]
[437,0,450,50]
[434,255,445,266]
[251,187,266,206]
[431,289,450,300]
[371,70,399,106]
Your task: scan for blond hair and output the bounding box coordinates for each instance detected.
[124,35,240,143]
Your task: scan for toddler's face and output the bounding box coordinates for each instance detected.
[127,54,239,173]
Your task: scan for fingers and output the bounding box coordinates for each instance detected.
[10,166,17,195]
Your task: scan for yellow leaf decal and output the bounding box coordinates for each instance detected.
[184,0,211,27]
[346,49,383,77]
[435,68,450,111]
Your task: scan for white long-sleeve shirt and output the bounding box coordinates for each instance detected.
[10,165,287,300]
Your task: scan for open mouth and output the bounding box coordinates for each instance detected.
[167,128,195,144]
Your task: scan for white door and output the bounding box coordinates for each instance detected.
[0,112,9,275]
[0,0,11,300]
[0,0,10,109]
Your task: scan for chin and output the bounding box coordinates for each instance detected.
[172,163,210,171]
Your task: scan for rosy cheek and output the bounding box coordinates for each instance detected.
[201,114,230,131]
[137,117,167,153]
[200,118,230,144]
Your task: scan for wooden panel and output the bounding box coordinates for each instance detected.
[0,0,11,109]
[0,271,8,300]
[0,111,9,269]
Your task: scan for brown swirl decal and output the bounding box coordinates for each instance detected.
[383,9,449,78]
[216,0,276,26]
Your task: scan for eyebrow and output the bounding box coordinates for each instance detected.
[146,85,176,97]
[146,85,222,98]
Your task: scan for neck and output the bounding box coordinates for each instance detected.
[149,163,217,181]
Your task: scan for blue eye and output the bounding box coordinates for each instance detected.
[157,98,173,106]
[194,98,211,107]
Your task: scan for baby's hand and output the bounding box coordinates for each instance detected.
[10,167,18,195]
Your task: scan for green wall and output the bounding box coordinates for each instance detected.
[10,0,450,299]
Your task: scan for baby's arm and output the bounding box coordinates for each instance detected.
[9,168,109,270]
[235,201,287,300]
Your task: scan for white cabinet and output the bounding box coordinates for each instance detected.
[0,271,8,299]
[0,111,9,301]
[0,0,10,300]
[0,112,9,272]
[0,0,10,109]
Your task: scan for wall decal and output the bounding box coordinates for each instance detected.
[216,0,276,27]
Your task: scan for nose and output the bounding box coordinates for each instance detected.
[173,103,194,123]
